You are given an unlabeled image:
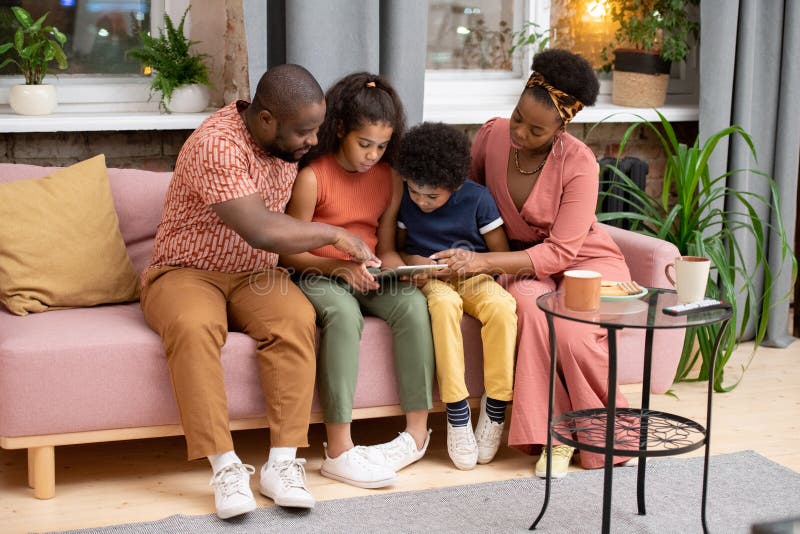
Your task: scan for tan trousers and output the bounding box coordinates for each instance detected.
[141,267,316,460]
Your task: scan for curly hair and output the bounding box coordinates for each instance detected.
[525,49,599,111]
[397,122,471,191]
[300,72,406,168]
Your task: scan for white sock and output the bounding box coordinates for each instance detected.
[267,447,297,467]
[208,450,241,474]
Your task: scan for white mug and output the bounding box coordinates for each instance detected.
[664,256,710,303]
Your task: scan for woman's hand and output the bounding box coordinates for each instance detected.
[430,248,488,277]
[334,261,380,292]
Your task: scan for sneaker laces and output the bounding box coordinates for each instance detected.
[475,419,503,443]
[372,433,415,464]
[273,458,309,490]
[450,426,476,453]
[550,445,574,460]
[209,463,255,498]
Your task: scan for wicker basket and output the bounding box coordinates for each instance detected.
[612,70,669,108]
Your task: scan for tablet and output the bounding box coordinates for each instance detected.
[372,264,447,281]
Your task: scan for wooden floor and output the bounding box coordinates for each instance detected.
[1,339,798,533]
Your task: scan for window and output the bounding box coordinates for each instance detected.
[423,0,698,124]
[0,0,190,112]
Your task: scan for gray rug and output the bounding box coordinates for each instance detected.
[50,451,800,533]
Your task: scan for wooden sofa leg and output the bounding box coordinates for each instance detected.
[29,446,55,499]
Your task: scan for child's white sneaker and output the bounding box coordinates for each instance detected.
[320,444,398,489]
[366,429,432,472]
[446,422,478,470]
[209,463,257,519]
[474,394,505,464]
[259,458,315,509]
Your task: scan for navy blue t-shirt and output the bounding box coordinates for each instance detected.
[397,180,504,257]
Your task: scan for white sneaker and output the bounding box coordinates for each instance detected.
[365,429,431,472]
[447,423,478,470]
[320,444,398,489]
[474,394,505,464]
[259,458,315,509]
[209,463,257,519]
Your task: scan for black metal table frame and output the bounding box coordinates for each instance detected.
[530,288,731,534]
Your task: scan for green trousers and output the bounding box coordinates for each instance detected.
[298,275,435,423]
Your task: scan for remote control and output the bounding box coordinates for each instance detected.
[662,298,732,316]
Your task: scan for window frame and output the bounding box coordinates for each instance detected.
[0,0,189,112]
[422,0,699,124]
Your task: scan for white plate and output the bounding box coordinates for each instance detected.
[600,286,649,301]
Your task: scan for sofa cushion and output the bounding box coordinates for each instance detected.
[0,304,486,438]
[0,155,139,315]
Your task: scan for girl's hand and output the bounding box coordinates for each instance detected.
[335,262,380,292]
[429,249,486,277]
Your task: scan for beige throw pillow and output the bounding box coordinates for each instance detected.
[0,154,139,315]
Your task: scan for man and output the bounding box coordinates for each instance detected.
[140,64,378,519]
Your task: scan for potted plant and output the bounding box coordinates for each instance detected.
[0,6,67,115]
[602,0,699,108]
[128,7,211,113]
[596,111,797,392]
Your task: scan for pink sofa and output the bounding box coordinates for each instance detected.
[0,162,682,499]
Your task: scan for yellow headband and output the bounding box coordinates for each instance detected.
[525,71,584,124]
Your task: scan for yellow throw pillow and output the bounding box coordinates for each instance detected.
[0,154,139,315]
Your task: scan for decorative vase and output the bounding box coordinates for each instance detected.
[8,84,58,116]
[612,49,671,108]
[164,84,210,113]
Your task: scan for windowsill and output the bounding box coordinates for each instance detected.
[423,93,699,125]
[0,94,699,134]
[0,107,214,133]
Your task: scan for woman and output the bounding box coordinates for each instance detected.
[432,49,632,477]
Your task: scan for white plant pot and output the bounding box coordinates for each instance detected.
[8,84,58,116]
[164,84,211,113]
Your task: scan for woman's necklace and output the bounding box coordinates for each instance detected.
[514,148,549,175]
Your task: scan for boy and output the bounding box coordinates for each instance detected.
[395,122,517,470]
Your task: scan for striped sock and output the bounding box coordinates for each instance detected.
[446,399,471,427]
[485,397,507,424]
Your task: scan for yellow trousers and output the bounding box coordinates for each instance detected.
[421,274,517,403]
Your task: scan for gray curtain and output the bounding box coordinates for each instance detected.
[699,0,799,347]
[246,0,428,125]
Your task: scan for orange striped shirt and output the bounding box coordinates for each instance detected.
[307,154,393,260]
[145,101,297,281]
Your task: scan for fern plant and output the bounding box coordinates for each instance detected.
[127,7,210,112]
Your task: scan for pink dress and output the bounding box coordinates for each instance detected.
[470,118,631,468]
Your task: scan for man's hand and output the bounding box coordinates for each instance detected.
[333,230,381,267]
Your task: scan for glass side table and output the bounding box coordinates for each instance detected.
[531,288,732,534]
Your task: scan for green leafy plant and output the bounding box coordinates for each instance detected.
[0,6,67,85]
[509,21,551,58]
[595,111,796,392]
[127,7,210,112]
[600,0,699,69]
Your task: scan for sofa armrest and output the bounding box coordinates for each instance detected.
[600,223,679,289]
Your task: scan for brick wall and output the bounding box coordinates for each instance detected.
[1,120,699,190]
[0,130,193,171]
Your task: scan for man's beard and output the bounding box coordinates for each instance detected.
[268,145,300,163]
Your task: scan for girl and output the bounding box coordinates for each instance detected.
[281,72,434,489]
